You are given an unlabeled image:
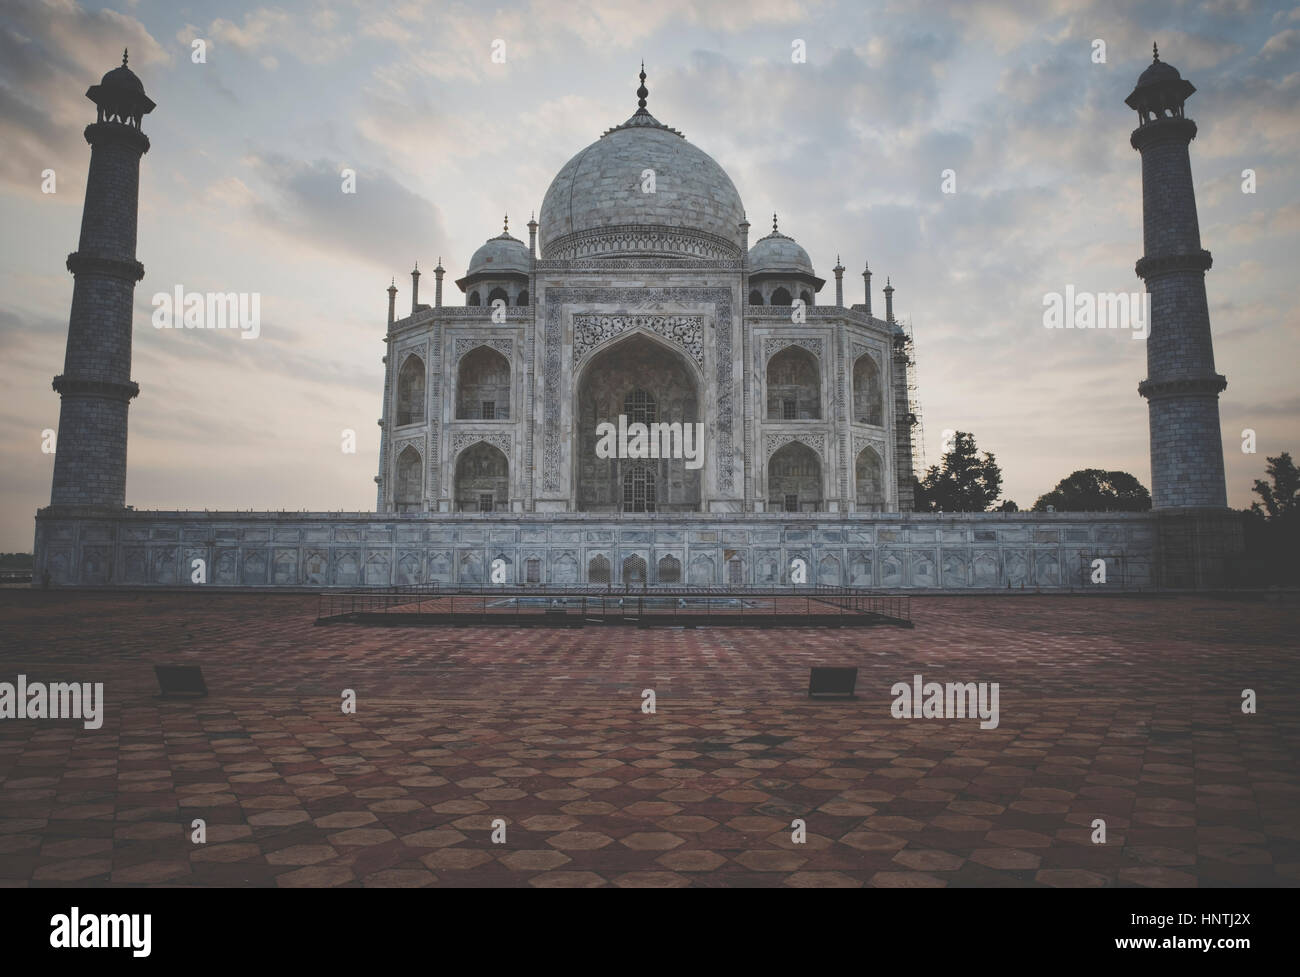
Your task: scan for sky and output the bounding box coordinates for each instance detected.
[1,0,1297,550]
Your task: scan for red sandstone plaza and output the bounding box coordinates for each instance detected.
[1,591,1297,888]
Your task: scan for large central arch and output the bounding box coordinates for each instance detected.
[575,332,702,512]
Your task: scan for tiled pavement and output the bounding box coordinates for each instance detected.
[0,591,1297,888]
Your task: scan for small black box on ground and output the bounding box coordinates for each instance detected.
[154,664,208,698]
[808,666,858,698]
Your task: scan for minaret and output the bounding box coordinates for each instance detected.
[862,261,873,317]
[49,50,154,508]
[410,262,420,314]
[386,278,397,326]
[833,255,844,307]
[433,258,445,307]
[1126,45,1239,588]
[1127,44,1227,510]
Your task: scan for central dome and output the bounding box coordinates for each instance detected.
[538,70,746,261]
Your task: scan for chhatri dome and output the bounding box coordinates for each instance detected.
[748,213,816,277]
[463,216,530,278]
[538,65,747,260]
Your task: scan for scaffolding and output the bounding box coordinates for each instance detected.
[896,316,925,477]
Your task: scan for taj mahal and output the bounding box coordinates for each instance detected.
[377,68,912,522]
[34,55,1242,590]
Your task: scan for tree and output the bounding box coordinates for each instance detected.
[996,499,1019,512]
[1032,469,1150,512]
[916,431,1003,512]
[1250,452,1299,520]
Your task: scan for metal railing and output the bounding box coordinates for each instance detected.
[316,583,910,628]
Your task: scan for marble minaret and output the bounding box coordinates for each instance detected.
[49,51,154,508]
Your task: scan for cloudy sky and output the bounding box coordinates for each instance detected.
[1,0,1297,549]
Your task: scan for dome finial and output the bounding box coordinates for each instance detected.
[503,213,509,233]
[122,47,128,67]
[636,62,648,111]
[772,212,779,233]
[1152,42,1159,62]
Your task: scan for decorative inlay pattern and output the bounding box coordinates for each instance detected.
[544,287,733,493]
[853,433,888,458]
[538,258,741,271]
[765,433,825,459]
[545,224,741,262]
[454,337,513,362]
[395,342,427,371]
[572,314,704,367]
[452,431,512,459]
[393,436,424,458]
[763,336,823,361]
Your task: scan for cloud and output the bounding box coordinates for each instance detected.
[236,154,450,271]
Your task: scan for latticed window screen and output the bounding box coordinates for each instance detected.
[478,493,494,512]
[481,401,495,419]
[784,494,798,512]
[623,466,656,513]
[623,389,656,425]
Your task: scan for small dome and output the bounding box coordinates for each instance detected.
[100,64,145,94]
[465,230,529,279]
[748,223,815,277]
[1136,58,1180,87]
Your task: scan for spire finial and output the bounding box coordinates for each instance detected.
[503,213,509,233]
[772,212,779,233]
[122,48,128,67]
[1152,42,1159,62]
[636,62,648,111]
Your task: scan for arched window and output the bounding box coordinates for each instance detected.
[454,441,508,512]
[766,346,821,420]
[394,446,423,513]
[767,441,822,512]
[623,388,656,425]
[457,346,511,419]
[770,287,792,306]
[589,554,611,585]
[467,290,480,306]
[748,289,763,305]
[395,355,425,426]
[856,446,884,512]
[516,289,529,306]
[800,290,813,307]
[853,353,884,426]
[657,555,681,583]
[623,554,647,587]
[622,465,656,513]
[487,286,509,307]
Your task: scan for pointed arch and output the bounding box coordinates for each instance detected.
[457,346,511,420]
[394,445,423,513]
[766,345,821,420]
[767,440,822,512]
[395,354,426,426]
[453,440,508,512]
[770,286,792,306]
[855,444,885,512]
[853,352,884,426]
